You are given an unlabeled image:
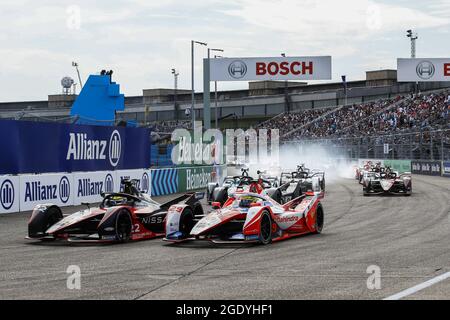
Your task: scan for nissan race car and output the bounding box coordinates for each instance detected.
[27,180,204,243]
[206,168,281,205]
[362,168,412,196]
[164,191,324,245]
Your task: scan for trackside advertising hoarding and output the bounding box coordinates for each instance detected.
[0,176,20,214]
[0,169,152,213]
[0,166,225,214]
[411,160,442,176]
[383,160,411,174]
[0,120,150,175]
[209,56,332,81]
[442,162,450,177]
[19,173,75,211]
[177,165,227,193]
[397,58,450,82]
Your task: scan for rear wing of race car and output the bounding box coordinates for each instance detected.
[308,171,325,179]
[279,172,295,184]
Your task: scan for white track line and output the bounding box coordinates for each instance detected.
[383,271,450,300]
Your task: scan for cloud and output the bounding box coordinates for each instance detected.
[225,0,449,40]
[0,0,449,101]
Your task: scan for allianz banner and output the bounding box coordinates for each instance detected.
[0,120,150,174]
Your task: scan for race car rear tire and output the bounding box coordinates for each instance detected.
[313,205,324,234]
[115,209,132,242]
[258,210,272,245]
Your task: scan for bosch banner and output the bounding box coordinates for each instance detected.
[209,56,332,81]
[397,58,450,82]
[0,120,150,174]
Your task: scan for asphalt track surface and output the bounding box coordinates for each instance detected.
[0,175,449,300]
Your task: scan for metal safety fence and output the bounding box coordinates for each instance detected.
[284,128,450,161]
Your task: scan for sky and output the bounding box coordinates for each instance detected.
[0,0,449,102]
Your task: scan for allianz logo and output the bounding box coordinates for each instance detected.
[24,176,70,203]
[0,180,15,210]
[77,175,114,197]
[66,130,121,167]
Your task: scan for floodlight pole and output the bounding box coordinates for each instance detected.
[406,29,419,93]
[204,47,224,130]
[214,55,223,129]
[72,61,83,89]
[172,68,179,122]
[281,53,289,113]
[191,40,207,130]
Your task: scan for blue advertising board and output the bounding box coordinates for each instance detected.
[411,160,442,176]
[0,120,150,174]
[443,162,450,177]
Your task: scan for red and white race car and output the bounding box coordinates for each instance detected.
[164,190,324,245]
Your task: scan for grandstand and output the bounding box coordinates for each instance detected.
[1,69,450,129]
[277,89,450,161]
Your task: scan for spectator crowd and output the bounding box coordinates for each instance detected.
[258,90,450,142]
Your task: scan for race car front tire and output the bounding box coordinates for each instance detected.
[179,208,195,236]
[28,205,62,240]
[258,210,272,245]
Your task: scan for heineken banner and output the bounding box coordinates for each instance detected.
[383,160,411,173]
[178,165,227,193]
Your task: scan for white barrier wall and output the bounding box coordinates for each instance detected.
[19,173,75,211]
[72,171,115,205]
[116,169,151,195]
[0,169,152,214]
[0,175,20,214]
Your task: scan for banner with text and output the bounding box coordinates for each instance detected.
[411,160,442,176]
[397,58,450,82]
[0,119,151,175]
[209,56,332,81]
